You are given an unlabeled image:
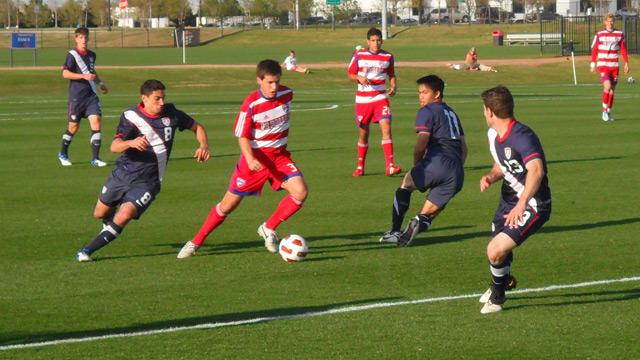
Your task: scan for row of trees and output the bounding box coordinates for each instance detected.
[0,0,322,28]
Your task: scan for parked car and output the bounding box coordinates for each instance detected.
[426,8,469,23]
[399,18,418,24]
[302,17,329,25]
[615,8,638,17]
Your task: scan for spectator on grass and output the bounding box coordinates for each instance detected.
[282,50,310,74]
[447,47,497,72]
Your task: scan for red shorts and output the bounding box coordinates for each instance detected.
[598,67,619,85]
[355,99,392,127]
[228,150,302,196]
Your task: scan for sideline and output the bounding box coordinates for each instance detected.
[1,275,638,351]
[0,56,589,71]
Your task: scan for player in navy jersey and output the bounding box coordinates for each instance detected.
[76,80,211,262]
[478,85,551,313]
[379,75,467,247]
[58,27,109,167]
[177,60,308,259]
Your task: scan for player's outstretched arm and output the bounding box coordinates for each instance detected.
[480,162,503,192]
[111,136,149,153]
[191,122,211,162]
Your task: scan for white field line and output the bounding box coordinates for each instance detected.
[1,275,638,351]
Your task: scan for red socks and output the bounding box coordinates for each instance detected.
[381,139,394,166]
[192,204,227,246]
[356,142,368,169]
[265,195,303,230]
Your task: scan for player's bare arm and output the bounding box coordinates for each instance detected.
[388,76,397,97]
[480,162,504,192]
[238,137,263,171]
[110,136,149,153]
[413,132,430,165]
[63,69,96,81]
[503,158,545,228]
[349,73,370,85]
[191,122,211,162]
[94,74,109,94]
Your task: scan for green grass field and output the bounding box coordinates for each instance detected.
[1,31,639,359]
[1,25,549,67]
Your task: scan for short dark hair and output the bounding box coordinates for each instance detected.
[256,59,282,79]
[140,80,166,95]
[416,75,445,98]
[481,85,514,119]
[75,27,89,36]
[367,27,382,39]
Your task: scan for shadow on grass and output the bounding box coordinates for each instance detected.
[0,296,399,347]
[170,146,348,161]
[506,287,640,311]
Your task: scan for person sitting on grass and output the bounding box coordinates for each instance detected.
[447,47,497,72]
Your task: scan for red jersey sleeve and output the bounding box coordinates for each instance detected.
[590,34,599,62]
[387,55,395,78]
[348,52,359,75]
[620,36,629,62]
[233,97,253,139]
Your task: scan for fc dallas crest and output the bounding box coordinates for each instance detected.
[161,117,171,126]
[504,147,512,159]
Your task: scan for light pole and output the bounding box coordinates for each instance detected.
[108,0,112,30]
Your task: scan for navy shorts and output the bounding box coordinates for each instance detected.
[410,155,464,208]
[492,202,551,245]
[68,95,102,122]
[99,169,161,219]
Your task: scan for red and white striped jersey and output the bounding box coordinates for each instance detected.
[348,49,395,104]
[591,29,629,69]
[234,86,293,153]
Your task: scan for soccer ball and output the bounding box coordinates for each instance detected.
[279,234,308,262]
[627,76,636,84]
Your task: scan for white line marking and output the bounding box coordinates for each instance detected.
[1,275,638,351]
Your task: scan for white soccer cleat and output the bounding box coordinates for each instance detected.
[177,241,199,259]
[479,288,492,303]
[607,111,614,121]
[77,251,93,262]
[58,153,72,167]
[258,223,279,253]
[379,230,402,244]
[601,111,610,122]
[91,159,107,167]
[480,301,503,314]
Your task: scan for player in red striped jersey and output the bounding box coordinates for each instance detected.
[590,14,630,121]
[178,60,308,259]
[348,27,401,177]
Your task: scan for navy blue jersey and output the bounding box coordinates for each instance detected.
[415,102,465,162]
[63,49,98,99]
[114,103,195,182]
[488,120,551,211]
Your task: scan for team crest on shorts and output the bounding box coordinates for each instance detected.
[504,147,512,159]
[161,117,171,126]
[236,177,246,187]
[71,115,77,120]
